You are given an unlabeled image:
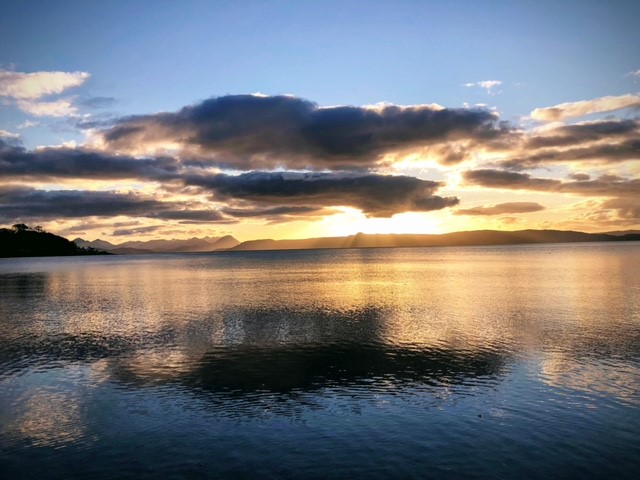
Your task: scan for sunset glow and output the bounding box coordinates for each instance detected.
[1,1,638,242]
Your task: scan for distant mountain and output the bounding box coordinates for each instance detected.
[603,230,640,236]
[1,225,109,258]
[74,235,240,254]
[229,230,640,252]
[9,228,638,258]
[73,238,117,251]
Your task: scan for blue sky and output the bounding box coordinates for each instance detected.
[1,1,639,240]
[3,1,638,135]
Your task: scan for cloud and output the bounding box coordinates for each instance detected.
[568,173,591,181]
[523,119,639,149]
[626,70,640,78]
[17,120,40,129]
[0,69,90,99]
[220,205,336,224]
[112,225,164,236]
[499,137,640,170]
[463,169,559,190]
[151,209,231,222]
[221,205,329,218]
[0,139,459,219]
[462,80,502,94]
[531,94,640,122]
[0,69,90,118]
[0,139,180,180]
[99,94,506,170]
[0,186,231,224]
[463,169,640,197]
[455,202,545,216]
[478,119,640,170]
[16,98,79,117]
[79,96,116,109]
[186,171,459,217]
[0,130,19,139]
[602,197,640,220]
[5,90,638,231]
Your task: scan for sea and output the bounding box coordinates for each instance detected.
[1,242,639,479]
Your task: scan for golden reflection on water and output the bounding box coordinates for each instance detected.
[1,244,639,405]
[4,390,86,447]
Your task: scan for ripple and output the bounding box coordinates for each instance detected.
[2,244,640,479]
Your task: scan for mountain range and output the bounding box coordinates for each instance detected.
[74,229,640,255]
[74,235,240,254]
[227,230,640,252]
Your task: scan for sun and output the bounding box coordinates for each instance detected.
[322,209,445,237]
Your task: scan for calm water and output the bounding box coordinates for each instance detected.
[1,243,639,479]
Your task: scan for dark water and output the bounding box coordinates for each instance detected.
[1,243,639,479]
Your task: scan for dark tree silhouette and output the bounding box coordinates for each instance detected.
[0,224,109,258]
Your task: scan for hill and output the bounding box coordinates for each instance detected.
[229,230,640,252]
[1,224,109,258]
[74,235,240,254]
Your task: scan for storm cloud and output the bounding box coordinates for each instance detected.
[101,94,506,170]
[186,171,459,217]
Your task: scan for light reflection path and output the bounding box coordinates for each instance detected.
[0,243,639,479]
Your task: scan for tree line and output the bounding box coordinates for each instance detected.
[0,224,108,258]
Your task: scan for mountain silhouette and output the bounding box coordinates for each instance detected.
[229,230,640,252]
[75,235,240,254]
[7,227,639,258]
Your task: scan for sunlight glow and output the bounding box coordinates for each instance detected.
[324,209,444,237]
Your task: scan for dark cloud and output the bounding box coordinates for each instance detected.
[0,137,460,220]
[0,186,231,224]
[186,171,459,217]
[8,95,639,230]
[524,120,639,149]
[455,202,545,216]
[0,139,179,181]
[221,205,328,218]
[112,225,163,236]
[602,198,640,220]
[151,210,231,222]
[499,138,640,170]
[568,172,591,181]
[101,94,506,170]
[462,119,640,171]
[57,221,109,235]
[463,169,640,197]
[221,206,337,224]
[463,169,560,190]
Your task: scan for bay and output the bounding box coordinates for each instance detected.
[1,243,639,479]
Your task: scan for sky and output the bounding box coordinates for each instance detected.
[1,0,639,242]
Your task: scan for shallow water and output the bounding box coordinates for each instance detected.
[1,243,639,479]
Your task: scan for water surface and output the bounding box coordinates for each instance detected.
[1,243,639,478]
